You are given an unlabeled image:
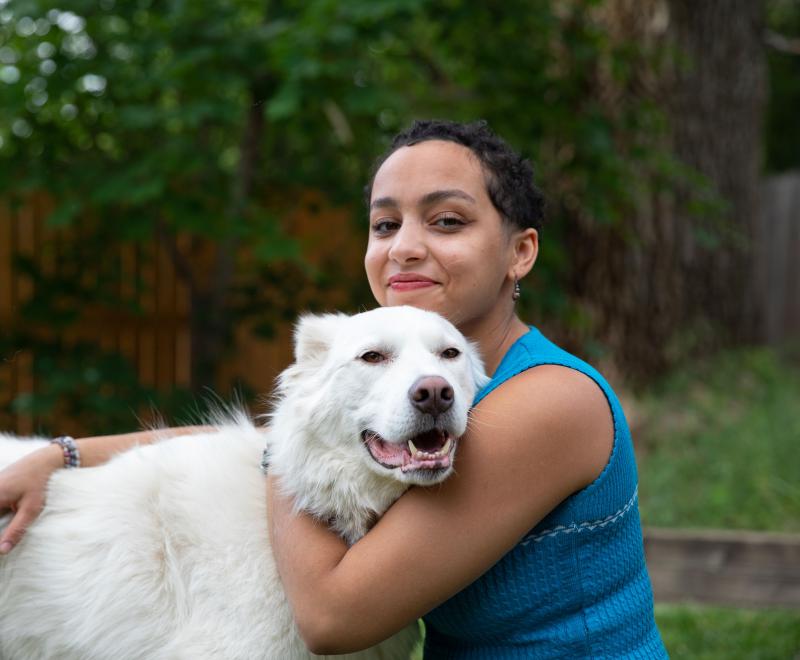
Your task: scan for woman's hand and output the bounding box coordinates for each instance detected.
[0,425,219,555]
[0,445,63,554]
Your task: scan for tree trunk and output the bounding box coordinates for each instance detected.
[667,0,767,343]
[565,0,767,383]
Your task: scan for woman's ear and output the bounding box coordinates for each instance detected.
[509,228,538,281]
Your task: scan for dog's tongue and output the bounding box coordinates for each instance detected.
[363,432,409,468]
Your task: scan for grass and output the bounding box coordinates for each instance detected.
[634,344,800,532]
[655,604,800,659]
[634,343,800,658]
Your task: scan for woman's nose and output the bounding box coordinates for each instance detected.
[387,222,427,263]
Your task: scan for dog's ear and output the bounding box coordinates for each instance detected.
[293,313,347,364]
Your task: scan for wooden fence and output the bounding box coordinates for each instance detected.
[756,171,800,345]
[0,192,362,435]
[0,195,194,435]
[4,174,798,435]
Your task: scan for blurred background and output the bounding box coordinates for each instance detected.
[1,0,798,656]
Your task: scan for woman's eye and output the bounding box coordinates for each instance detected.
[441,347,461,359]
[360,351,386,363]
[372,219,400,234]
[433,214,465,229]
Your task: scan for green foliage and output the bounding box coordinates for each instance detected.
[5,339,189,436]
[766,0,800,172]
[655,604,800,660]
[636,345,800,532]
[0,0,674,427]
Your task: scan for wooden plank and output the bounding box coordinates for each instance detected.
[0,200,13,323]
[16,198,35,306]
[174,234,192,389]
[138,242,156,388]
[14,200,36,434]
[0,200,15,431]
[118,241,138,366]
[644,527,800,609]
[759,172,800,344]
[156,236,175,389]
[37,195,57,281]
[782,175,800,337]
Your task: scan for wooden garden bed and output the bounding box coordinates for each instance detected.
[644,527,800,608]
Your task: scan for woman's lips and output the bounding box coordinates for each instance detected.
[388,274,438,291]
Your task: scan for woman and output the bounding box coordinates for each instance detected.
[0,120,667,658]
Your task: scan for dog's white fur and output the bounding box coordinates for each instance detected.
[0,306,488,660]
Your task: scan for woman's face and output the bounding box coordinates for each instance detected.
[365,140,519,330]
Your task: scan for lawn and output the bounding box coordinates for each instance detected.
[655,604,800,659]
[635,344,800,532]
[635,343,800,658]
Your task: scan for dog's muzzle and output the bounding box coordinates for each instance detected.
[361,428,456,473]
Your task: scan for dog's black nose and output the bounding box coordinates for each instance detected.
[408,376,454,415]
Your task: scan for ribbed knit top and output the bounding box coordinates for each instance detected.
[422,327,668,659]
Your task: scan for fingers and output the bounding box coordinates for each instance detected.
[0,501,35,554]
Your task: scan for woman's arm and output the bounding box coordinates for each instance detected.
[267,365,614,655]
[0,425,216,553]
[75,425,218,468]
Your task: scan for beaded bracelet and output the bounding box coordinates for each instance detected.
[50,435,80,469]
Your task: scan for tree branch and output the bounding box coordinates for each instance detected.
[210,74,273,311]
[156,219,195,295]
[765,29,800,55]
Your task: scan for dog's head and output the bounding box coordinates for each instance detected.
[270,306,489,489]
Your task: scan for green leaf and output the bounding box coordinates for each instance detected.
[266,83,300,120]
[46,199,82,228]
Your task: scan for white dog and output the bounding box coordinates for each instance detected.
[0,306,488,660]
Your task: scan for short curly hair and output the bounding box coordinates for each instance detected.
[364,119,545,233]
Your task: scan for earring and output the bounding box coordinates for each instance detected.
[512,278,521,301]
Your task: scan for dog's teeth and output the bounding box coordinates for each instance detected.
[407,436,453,460]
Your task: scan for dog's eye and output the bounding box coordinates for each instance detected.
[441,347,461,359]
[359,351,386,364]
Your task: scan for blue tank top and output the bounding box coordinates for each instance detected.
[423,327,668,659]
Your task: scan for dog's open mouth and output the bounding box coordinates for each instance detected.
[361,429,456,473]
